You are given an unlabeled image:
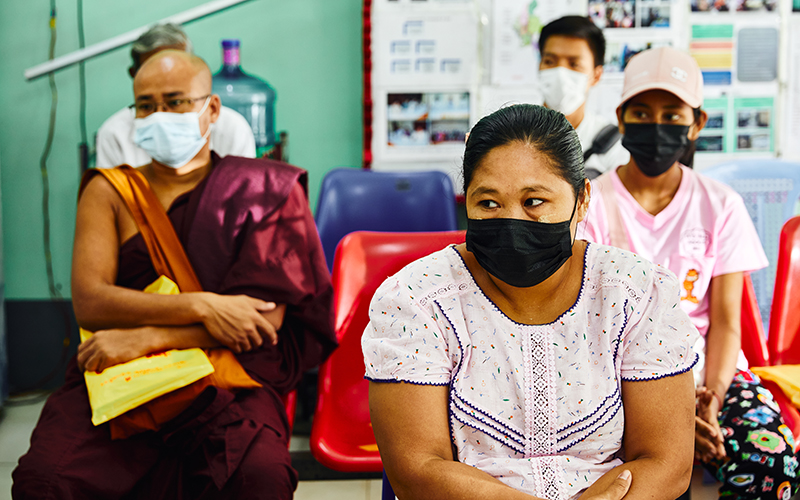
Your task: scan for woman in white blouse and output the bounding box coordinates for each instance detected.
[363,104,699,500]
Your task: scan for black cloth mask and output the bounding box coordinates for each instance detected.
[622,123,691,177]
[466,204,576,288]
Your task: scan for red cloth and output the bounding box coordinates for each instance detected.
[80,165,263,440]
[12,154,336,499]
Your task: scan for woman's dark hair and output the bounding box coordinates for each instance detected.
[539,16,605,68]
[463,104,586,198]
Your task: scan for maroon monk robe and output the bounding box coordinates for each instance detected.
[13,154,337,500]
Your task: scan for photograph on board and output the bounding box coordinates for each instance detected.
[387,92,470,147]
[706,110,725,129]
[734,0,777,11]
[691,0,732,11]
[605,40,671,73]
[736,133,770,151]
[696,135,725,152]
[589,0,635,29]
[640,1,670,27]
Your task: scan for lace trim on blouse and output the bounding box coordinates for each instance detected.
[523,323,559,459]
[531,455,566,500]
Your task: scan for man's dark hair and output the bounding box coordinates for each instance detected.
[539,16,605,68]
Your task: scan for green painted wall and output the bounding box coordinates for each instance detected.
[0,0,363,300]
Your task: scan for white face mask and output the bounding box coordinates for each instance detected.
[538,67,590,116]
[133,97,211,169]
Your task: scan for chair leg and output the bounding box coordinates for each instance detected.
[381,470,397,500]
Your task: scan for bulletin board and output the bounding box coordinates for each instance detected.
[362,0,791,188]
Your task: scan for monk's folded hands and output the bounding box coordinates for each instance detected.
[193,292,279,353]
[77,326,156,373]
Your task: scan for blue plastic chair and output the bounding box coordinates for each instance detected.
[702,159,800,331]
[382,471,396,500]
[315,168,459,271]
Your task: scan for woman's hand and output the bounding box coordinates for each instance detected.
[77,327,154,373]
[195,293,278,353]
[579,471,632,500]
[695,386,726,463]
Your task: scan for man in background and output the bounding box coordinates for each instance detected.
[538,16,629,177]
[96,23,255,168]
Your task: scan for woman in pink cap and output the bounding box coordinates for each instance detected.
[581,47,799,500]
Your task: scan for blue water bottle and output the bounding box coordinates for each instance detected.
[212,39,277,157]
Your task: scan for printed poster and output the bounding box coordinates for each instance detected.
[690,24,734,85]
[695,95,774,155]
[734,97,773,153]
[690,20,778,86]
[697,96,728,153]
[490,0,586,86]
[372,9,479,88]
[784,15,800,159]
[588,0,672,29]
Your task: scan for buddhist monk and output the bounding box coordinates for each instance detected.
[12,50,336,500]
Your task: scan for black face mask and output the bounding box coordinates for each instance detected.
[622,123,691,177]
[466,204,576,288]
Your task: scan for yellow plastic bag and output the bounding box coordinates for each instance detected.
[751,365,800,408]
[82,276,215,426]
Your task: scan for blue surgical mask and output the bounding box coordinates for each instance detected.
[133,97,211,169]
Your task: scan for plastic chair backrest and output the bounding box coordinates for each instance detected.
[738,273,800,442]
[702,159,800,331]
[743,230,800,443]
[741,273,770,368]
[315,168,459,271]
[281,391,296,434]
[310,230,466,472]
[768,216,800,365]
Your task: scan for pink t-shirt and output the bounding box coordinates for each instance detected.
[579,165,768,339]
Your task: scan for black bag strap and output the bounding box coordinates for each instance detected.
[583,124,622,162]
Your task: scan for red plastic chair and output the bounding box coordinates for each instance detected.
[766,216,800,440]
[310,230,466,472]
[741,273,770,368]
[740,273,798,442]
[282,391,297,433]
[768,216,800,366]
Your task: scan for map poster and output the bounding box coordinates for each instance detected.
[490,0,585,86]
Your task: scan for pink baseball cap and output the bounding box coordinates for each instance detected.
[619,47,704,110]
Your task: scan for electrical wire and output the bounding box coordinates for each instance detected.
[40,3,60,302]
[11,1,75,399]
[77,0,87,147]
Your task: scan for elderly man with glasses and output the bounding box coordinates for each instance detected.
[95,23,255,168]
[12,50,336,500]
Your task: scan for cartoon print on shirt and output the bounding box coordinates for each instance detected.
[682,269,700,303]
[747,429,787,454]
[777,481,793,500]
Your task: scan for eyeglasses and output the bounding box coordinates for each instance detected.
[130,95,210,116]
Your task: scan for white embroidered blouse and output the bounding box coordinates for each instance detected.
[362,243,699,500]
